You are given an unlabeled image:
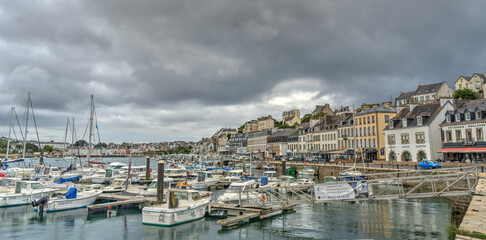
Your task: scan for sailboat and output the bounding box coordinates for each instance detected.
[1,107,25,170]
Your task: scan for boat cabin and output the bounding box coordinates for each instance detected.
[109,162,127,170]
[167,189,202,209]
[197,172,214,182]
[262,171,277,178]
[226,180,259,193]
[15,181,45,193]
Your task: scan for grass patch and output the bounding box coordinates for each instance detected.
[448,223,486,239]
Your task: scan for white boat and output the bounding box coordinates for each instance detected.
[190,171,219,190]
[103,178,130,193]
[298,166,315,175]
[223,170,243,182]
[217,180,261,204]
[340,168,366,181]
[164,168,188,179]
[41,188,102,212]
[262,171,278,182]
[295,178,315,185]
[139,178,175,197]
[142,189,211,227]
[109,162,127,170]
[263,165,275,171]
[0,181,55,207]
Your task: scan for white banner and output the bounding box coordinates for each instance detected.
[314,181,371,201]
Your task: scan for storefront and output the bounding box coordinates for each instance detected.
[438,147,486,162]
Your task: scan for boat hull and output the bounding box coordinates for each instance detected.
[142,201,209,227]
[0,190,55,208]
[45,191,101,212]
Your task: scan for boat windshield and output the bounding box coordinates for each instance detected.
[227,185,244,193]
[149,182,157,189]
[229,172,241,177]
[263,172,275,177]
[31,183,44,189]
[113,180,125,187]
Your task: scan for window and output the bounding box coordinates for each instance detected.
[455,113,461,122]
[477,82,481,89]
[389,120,394,129]
[372,116,375,123]
[359,118,362,125]
[385,115,390,122]
[466,129,473,142]
[466,112,471,121]
[372,126,375,135]
[426,95,430,101]
[373,138,376,147]
[417,151,427,161]
[401,133,409,144]
[420,96,424,101]
[417,116,423,126]
[466,83,469,88]
[431,95,435,99]
[367,116,370,124]
[415,97,419,102]
[416,132,426,144]
[446,130,452,142]
[477,128,483,141]
[459,84,462,89]
[446,115,451,123]
[456,130,462,142]
[402,118,408,127]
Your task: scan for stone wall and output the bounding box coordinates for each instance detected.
[450,195,474,226]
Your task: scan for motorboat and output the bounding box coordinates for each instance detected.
[298,166,315,175]
[142,189,211,227]
[217,180,261,204]
[295,178,315,185]
[262,171,278,182]
[189,171,219,190]
[38,188,102,212]
[223,170,244,182]
[103,178,130,193]
[139,178,175,197]
[109,162,127,170]
[164,168,188,179]
[263,165,275,171]
[340,168,367,181]
[0,181,56,207]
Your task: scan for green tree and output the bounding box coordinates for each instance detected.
[454,88,477,100]
[301,113,312,122]
[312,112,327,119]
[95,142,107,148]
[238,124,245,133]
[43,145,53,153]
[75,140,88,147]
[25,143,40,153]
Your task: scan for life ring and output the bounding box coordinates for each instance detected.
[261,194,266,201]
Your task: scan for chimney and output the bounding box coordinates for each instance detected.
[440,98,452,107]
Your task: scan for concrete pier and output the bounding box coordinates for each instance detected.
[456,173,486,238]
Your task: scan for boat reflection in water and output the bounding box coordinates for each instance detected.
[142,217,210,239]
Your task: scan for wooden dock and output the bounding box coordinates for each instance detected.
[210,203,294,228]
[88,195,157,214]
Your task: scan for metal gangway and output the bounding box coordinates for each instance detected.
[234,167,480,206]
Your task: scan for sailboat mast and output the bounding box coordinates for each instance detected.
[6,107,14,159]
[22,93,31,159]
[62,118,69,159]
[87,95,94,163]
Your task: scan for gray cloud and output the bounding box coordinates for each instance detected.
[1,0,486,142]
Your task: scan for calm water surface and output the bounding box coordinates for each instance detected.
[1,158,452,239]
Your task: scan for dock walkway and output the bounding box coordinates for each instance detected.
[458,173,486,238]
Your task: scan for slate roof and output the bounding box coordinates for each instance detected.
[387,102,441,129]
[357,107,396,116]
[397,91,414,100]
[412,82,444,96]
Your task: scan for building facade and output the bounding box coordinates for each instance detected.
[455,73,485,92]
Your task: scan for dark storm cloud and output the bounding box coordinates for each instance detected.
[1,0,486,141]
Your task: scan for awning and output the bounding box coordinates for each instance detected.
[438,147,486,153]
[327,150,346,154]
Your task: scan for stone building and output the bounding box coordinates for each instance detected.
[455,73,485,92]
[282,109,301,126]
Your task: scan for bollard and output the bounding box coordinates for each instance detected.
[381,163,383,168]
[281,159,286,177]
[157,160,165,204]
[396,164,399,170]
[146,156,150,180]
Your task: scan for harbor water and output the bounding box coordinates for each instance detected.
[1,157,452,239]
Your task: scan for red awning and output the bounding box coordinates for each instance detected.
[438,147,486,153]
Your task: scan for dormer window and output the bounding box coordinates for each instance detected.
[402,118,407,127]
[417,116,423,126]
[446,115,451,123]
[477,111,482,120]
[455,113,461,122]
[389,120,394,129]
[465,112,471,121]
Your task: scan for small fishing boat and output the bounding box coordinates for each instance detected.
[217,180,260,204]
[190,171,219,190]
[39,188,102,212]
[262,171,278,182]
[298,166,315,175]
[0,181,56,207]
[139,178,175,197]
[142,189,211,227]
[223,170,244,182]
[103,178,130,193]
[164,168,188,179]
[263,165,275,171]
[340,168,367,181]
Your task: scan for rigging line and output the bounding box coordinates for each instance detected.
[93,103,103,156]
[29,98,44,162]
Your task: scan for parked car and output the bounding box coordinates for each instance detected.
[418,160,441,169]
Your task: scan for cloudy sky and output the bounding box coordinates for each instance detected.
[0,0,486,143]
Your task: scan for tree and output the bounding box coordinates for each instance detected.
[43,145,54,153]
[454,89,477,100]
[95,142,107,148]
[238,124,245,133]
[301,113,312,122]
[312,112,327,119]
[75,140,88,147]
[25,143,40,153]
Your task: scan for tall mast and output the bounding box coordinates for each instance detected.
[87,95,94,163]
[22,93,31,159]
[6,107,14,159]
[62,118,69,159]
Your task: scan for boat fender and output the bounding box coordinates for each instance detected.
[261,194,266,201]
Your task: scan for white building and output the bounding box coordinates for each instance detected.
[384,100,453,162]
